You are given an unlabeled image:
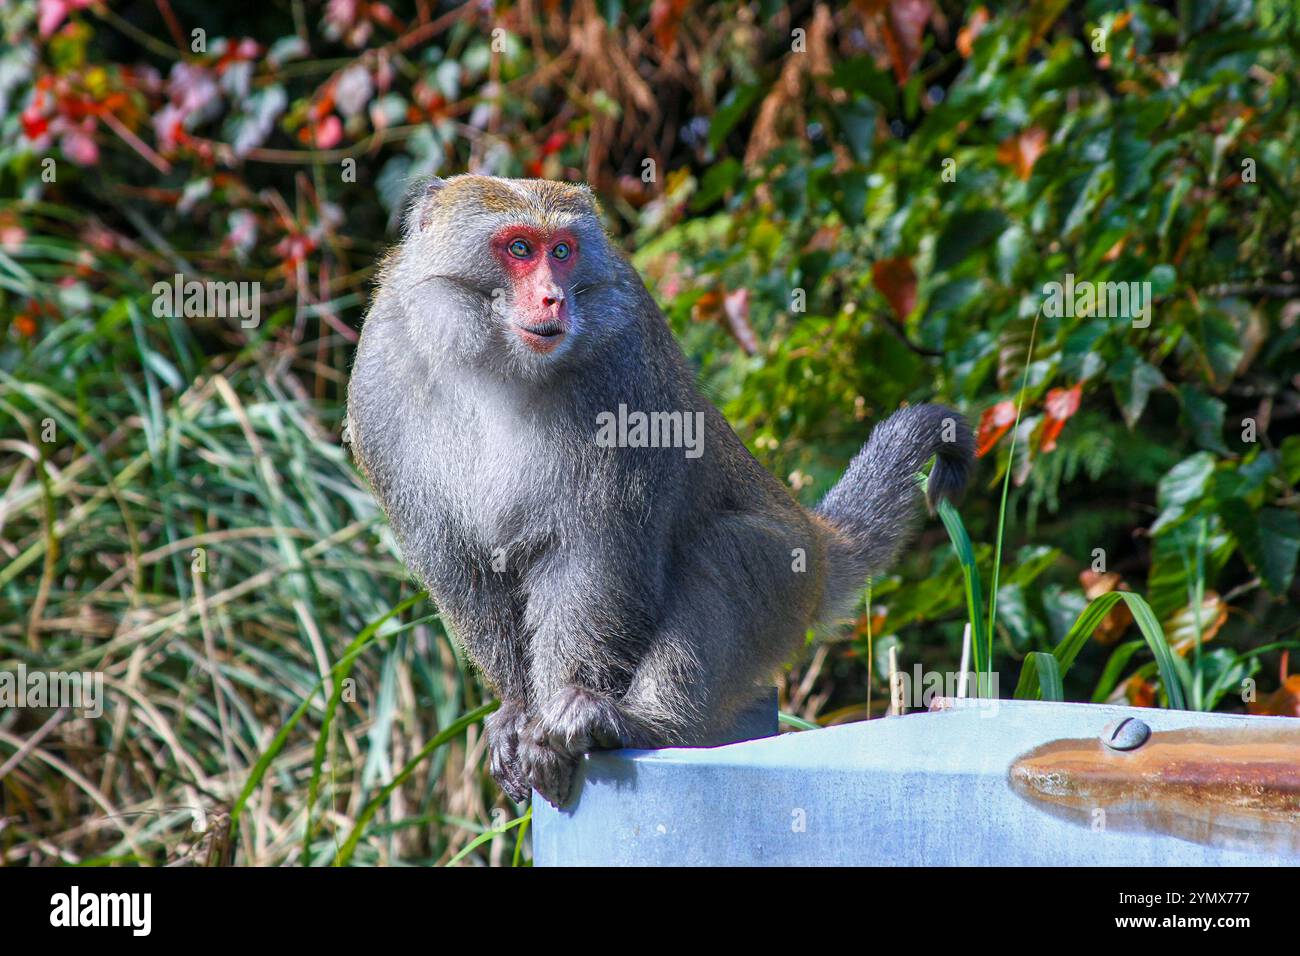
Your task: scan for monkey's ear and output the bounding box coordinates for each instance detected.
[403,176,448,234]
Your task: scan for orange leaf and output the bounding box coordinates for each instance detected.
[872,257,917,321]
[650,0,689,53]
[1248,675,1300,717]
[690,289,723,323]
[875,0,933,84]
[722,287,759,356]
[996,126,1048,181]
[1079,571,1132,645]
[957,7,990,58]
[975,400,1017,458]
[1039,383,1082,453]
[1166,594,1229,655]
[1124,674,1156,708]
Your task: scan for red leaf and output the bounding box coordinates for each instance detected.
[996,126,1048,181]
[650,0,689,53]
[1248,653,1300,717]
[1249,676,1300,717]
[879,0,933,84]
[872,257,917,321]
[313,114,343,149]
[723,287,758,356]
[957,6,990,58]
[1039,383,1082,453]
[541,131,568,156]
[21,107,49,141]
[975,400,1017,458]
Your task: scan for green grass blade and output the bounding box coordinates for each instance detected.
[334,700,498,867]
[230,593,433,837]
[1090,639,1145,703]
[1119,592,1188,710]
[1015,592,1123,700]
[512,806,532,867]
[1021,652,1063,701]
[301,591,434,864]
[987,305,1041,660]
[937,497,991,679]
[1015,591,1186,709]
[444,812,530,867]
[778,711,818,730]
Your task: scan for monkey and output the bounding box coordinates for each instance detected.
[346,174,974,807]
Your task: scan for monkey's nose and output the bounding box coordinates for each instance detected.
[540,291,566,321]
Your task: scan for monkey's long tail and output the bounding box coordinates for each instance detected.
[814,403,974,611]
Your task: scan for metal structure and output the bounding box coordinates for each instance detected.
[532,698,1300,866]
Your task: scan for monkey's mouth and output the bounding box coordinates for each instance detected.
[513,319,568,353]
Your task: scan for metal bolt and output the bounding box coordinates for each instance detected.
[1100,717,1150,752]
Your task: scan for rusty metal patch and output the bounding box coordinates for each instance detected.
[1009,726,1300,853]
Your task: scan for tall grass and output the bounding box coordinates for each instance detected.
[0,235,520,864]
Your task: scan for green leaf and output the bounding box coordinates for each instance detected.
[691,158,742,210]
[829,55,897,113]
[1151,452,1215,533]
[934,210,1008,273]
[1178,385,1228,453]
[834,97,878,164]
[1091,639,1146,703]
[1111,114,1150,200]
[1281,436,1300,484]
[1222,502,1300,595]
[1109,351,1166,428]
[709,85,762,150]
[1062,165,1111,236]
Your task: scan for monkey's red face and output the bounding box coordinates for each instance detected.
[493,225,579,355]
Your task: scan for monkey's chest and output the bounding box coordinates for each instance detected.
[444,424,575,548]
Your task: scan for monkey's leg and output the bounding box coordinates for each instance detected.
[527,513,818,803]
[435,561,535,803]
[514,545,666,804]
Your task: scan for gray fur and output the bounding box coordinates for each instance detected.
[346,175,973,806]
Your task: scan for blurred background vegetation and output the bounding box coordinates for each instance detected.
[1,0,1298,866]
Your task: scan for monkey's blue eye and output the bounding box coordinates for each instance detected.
[552,242,571,261]
[508,238,531,258]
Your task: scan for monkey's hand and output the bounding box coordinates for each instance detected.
[515,732,576,808]
[537,686,631,756]
[485,699,532,805]
[519,687,633,806]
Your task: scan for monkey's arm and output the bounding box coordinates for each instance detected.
[419,544,536,802]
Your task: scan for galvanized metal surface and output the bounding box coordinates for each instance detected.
[532,699,1300,866]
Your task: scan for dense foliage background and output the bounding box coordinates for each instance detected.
[1,0,1297,865]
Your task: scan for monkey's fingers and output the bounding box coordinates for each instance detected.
[516,734,576,807]
[535,685,629,758]
[485,699,534,805]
